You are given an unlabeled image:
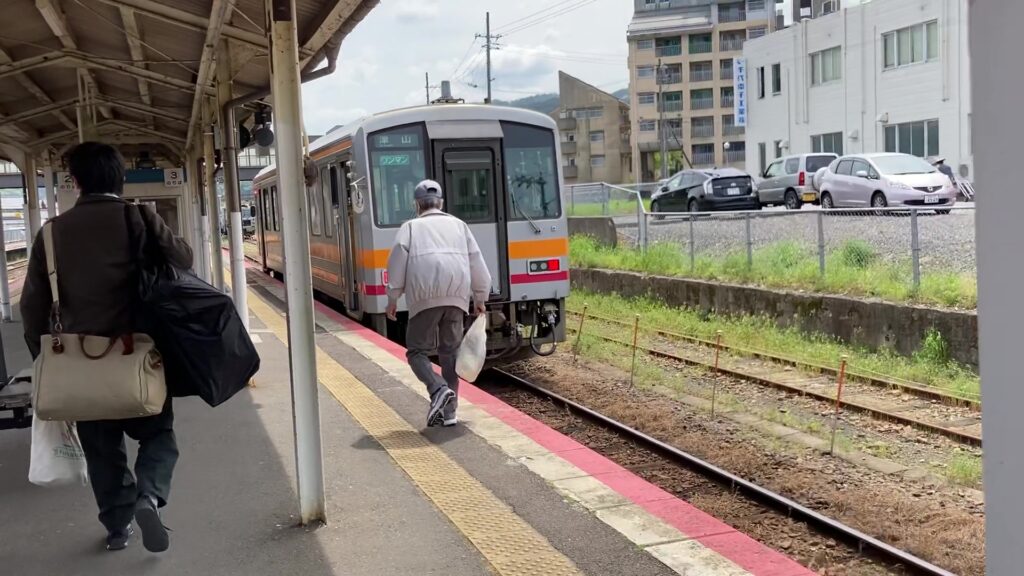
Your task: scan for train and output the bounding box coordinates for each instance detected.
[252,104,569,360]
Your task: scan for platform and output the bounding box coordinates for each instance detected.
[0,269,814,576]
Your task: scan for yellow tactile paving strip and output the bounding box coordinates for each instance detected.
[246,289,583,576]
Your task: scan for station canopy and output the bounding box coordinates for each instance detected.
[0,0,376,166]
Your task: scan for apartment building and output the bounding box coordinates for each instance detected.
[552,71,632,185]
[627,0,773,183]
[743,0,972,180]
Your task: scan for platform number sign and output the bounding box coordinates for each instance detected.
[163,167,184,187]
[56,171,75,194]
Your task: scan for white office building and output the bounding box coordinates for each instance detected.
[742,0,972,181]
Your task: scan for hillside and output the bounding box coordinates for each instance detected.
[494,87,630,115]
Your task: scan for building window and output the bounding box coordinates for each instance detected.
[724,141,746,163]
[883,21,939,70]
[656,37,683,58]
[640,120,657,132]
[811,46,842,86]
[719,2,746,23]
[723,114,744,136]
[691,116,715,138]
[660,91,683,112]
[637,39,655,51]
[690,61,714,82]
[747,0,765,11]
[773,140,783,158]
[883,120,939,158]
[658,63,683,85]
[811,132,844,155]
[720,86,735,108]
[642,0,671,10]
[757,66,765,99]
[638,92,656,105]
[692,143,715,166]
[771,63,781,94]
[590,156,606,167]
[720,31,745,52]
[720,58,734,80]
[748,26,767,39]
[689,33,713,54]
[637,65,655,78]
[690,88,714,110]
[589,131,605,142]
[758,142,767,175]
[572,108,603,119]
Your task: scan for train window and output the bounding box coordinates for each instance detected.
[501,122,562,220]
[271,186,279,231]
[329,164,340,207]
[309,176,324,236]
[444,149,495,223]
[369,123,428,227]
[321,166,333,238]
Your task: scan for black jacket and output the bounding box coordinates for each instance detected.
[20,195,193,358]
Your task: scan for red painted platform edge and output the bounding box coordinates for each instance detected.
[248,270,817,576]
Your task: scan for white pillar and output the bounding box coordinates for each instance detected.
[203,101,224,291]
[24,156,40,251]
[0,184,10,321]
[268,0,325,525]
[44,166,57,219]
[190,150,211,283]
[217,40,249,331]
[974,3,1023,574]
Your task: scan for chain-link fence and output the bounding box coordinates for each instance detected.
[565,183,977,306]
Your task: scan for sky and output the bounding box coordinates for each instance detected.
[300,0,634,135]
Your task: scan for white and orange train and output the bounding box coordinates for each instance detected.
[252,104,569,360]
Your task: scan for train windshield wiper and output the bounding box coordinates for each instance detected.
[509,184,542,234]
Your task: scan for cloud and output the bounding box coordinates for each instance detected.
[394,0,440,22]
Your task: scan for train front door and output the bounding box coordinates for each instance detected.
[433,140,508,301]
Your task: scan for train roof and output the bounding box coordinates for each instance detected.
[253,104,558,183]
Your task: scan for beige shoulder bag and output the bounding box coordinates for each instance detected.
[32,222,167,421]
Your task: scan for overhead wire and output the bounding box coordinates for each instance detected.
[492,0,581,33]
[499,0,599,37]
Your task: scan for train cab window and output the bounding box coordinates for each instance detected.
[309,175,324,236]
[501,122,561,220]
[444,150,495,223]
[369,124,427,227]
[320,166,333,237]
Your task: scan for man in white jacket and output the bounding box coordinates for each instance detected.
[386,179,492,427]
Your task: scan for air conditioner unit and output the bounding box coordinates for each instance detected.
[820,0,837,16]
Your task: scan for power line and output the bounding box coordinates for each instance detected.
[493,0,580,32]
[500,0,599,37]
[449,37,480,79]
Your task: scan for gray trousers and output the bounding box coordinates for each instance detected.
[406,306,464,417]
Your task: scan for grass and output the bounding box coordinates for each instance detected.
[569,235,978,310]
[567,198,651,217]
[946,453,983,487]
[568,289,981,401]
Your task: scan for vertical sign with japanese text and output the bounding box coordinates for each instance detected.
[734,58,747,127]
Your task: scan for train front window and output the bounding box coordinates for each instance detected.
[501,122,561,220]
[369,124,428,227]
[443,149,495,223]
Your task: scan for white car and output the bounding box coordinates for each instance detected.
[818,153,957,213]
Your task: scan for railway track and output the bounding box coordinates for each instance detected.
[484,368,958,576]
[567,308,979,409]
[567,321,983,447]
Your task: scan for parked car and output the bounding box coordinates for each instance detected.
[651,168,760,215]
[758,153,838,209]
[817,153,957,212]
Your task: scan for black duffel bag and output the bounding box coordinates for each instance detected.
[127,206,260,406]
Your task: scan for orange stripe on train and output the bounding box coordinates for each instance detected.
[508,238,569,260]
[360,249,390,269]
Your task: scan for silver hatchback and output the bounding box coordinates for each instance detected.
[818,153,957,212]
[758,153,838,209]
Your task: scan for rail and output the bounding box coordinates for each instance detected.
[489,369,958,576]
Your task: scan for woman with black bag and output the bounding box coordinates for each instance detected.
[21,142,192,554]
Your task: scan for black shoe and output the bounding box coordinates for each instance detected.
[106,525,133,551]
[134,497,170,553]
[427,387,455,427]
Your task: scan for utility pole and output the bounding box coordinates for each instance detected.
[476,12,500,104]
[658,58,668,180]
[425,72,430,104]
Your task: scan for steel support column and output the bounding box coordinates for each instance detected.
[973,2,1023,573]
[268,0,325,525]
[217,40,248,330]
[202,101,224,291]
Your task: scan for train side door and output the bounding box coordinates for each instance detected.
[433,140,508,301]
[256,188,268,267]
[330,162,359,310]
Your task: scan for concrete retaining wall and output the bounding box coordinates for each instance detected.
[568,217,617,248]
[571,268,978,367]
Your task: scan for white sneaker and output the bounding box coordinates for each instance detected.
[442,416,458,427]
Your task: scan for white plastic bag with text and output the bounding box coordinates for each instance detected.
[456,315,487,383]
[28,418,89,487]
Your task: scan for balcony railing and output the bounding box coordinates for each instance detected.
[561,141,577,154]
[691,123,715,138]
[720,66,734,80]
[557,117,577,130]
[721,95,735,108]
[659,100,683,113]
[723,124,745,136]
[662,129,684,141]
[720,38,745,52]
[690,69,713,82]
[658,72,683,85]
[692,151,716,166]
[719,9,746,23]
[563,165,578,178]
[656,45,682,58]
[725,150,747,163]
[689,40,713,54]
[690,97,715,110]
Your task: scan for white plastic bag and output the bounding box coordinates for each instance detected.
[456,315,487,383]
[28,417,89,487]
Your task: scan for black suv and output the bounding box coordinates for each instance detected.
[650,168,760,214]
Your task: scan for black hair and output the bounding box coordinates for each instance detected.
[66,142,125,196]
